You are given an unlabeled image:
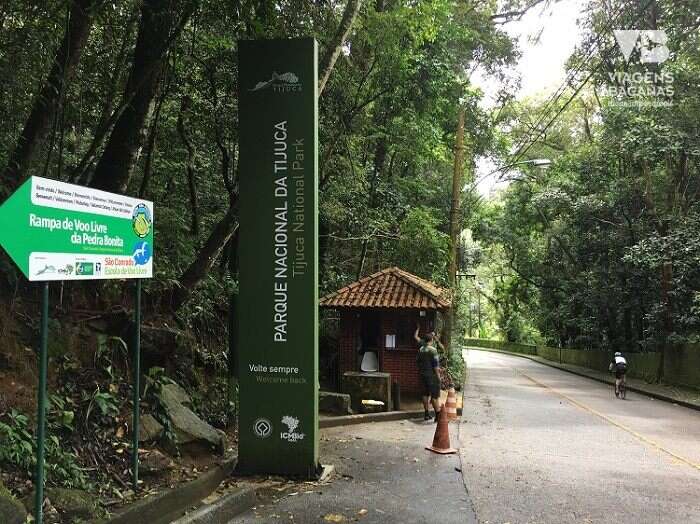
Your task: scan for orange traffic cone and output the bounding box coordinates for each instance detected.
[426,408,457,454]
[444,388,458,421]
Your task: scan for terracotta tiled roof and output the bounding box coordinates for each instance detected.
[320,267,451,310]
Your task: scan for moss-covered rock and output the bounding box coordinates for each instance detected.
[24,487,98,521]
[0,480,27,524]
[47,487,97,520]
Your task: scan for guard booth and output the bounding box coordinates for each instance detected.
[320,267,450,409]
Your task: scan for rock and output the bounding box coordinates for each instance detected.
[42,497,62,524]
[48,488,98,520]
[24,488,97,521]
[160,382,192,407]
[319,391,353,415]
[0,481,27,524]
[138,414,165,443]
[139,449,175,476]
[159,382,225,454]
[165,402,226,453]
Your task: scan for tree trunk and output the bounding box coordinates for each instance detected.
[356,136,386,279]
[1,0,98,197]
[658,260,673,381]
[170,199,239,311]
[448,104,465,290]
[444,103,466,355]
[318,0,362,96]
[138,80,169,197]
[176,96,200,237]
[170,5,357,310]
[90,0,194,194]
[355,240,370,281]
[71,12,137,184]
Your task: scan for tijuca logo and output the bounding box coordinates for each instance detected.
[250,71,302,93]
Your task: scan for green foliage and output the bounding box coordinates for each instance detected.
[94,335,129,382]
[0,410,88,489]
[0,411,34,472]
[143,366,175,399]
[393,208,450,284]
[48,394,76,432]
[191,375,238,430]
[443,350,466,390]
[470,0,700,349]
[85,388,119,425]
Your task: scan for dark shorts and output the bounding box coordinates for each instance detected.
[420,373,440,398]
[615,365,627,379]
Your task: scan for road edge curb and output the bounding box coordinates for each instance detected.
[320,407,463,428]
[106,457,238,524]
[171,485,258,524]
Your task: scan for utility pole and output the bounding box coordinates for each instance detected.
[659,260,673,381]
[468,289,473,337]
[444,102,466,355]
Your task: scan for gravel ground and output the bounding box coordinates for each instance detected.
[230,419,475,524]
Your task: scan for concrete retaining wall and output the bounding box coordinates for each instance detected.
[463,338,537,355]
[664,344,700,389]
[464,339,700,390]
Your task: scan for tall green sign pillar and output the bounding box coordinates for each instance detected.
[237,38,319,477]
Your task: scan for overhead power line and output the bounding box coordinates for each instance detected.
[509,0,654,171]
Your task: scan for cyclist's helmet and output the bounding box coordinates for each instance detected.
[614,352,622,357]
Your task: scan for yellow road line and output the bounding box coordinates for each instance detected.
[516,369,700,472]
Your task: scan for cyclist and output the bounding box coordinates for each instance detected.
[608,351,628,397]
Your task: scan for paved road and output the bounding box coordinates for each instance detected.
[231,420,475,523]
[460,349,700,524]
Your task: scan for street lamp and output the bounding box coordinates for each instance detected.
[527,158,553,168]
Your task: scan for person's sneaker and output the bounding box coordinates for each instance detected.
[423,411,431,421]
[615,389,620,398]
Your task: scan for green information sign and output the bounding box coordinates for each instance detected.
[0,176,154,281]
[237,38,319,477]
[0,177,153,524]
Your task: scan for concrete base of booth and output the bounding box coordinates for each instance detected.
[342,371,392,412]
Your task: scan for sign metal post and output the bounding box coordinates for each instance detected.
[34,282,49,523]
[0,177,154,523]
[132,278,142,490]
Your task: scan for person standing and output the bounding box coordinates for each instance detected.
[414,326,442,421]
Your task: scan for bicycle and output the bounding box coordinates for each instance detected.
[618,378,626,400]
[609,360,628,400]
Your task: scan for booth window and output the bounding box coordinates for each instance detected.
[395,311,414,348]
